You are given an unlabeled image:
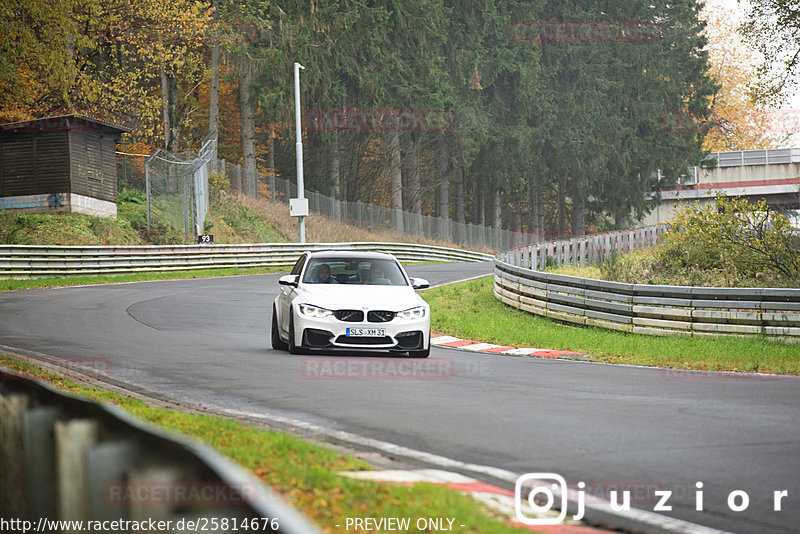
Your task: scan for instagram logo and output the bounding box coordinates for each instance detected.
[515,473,570,525]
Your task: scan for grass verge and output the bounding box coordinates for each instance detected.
[421,276,800,375]
[0,354,531,533]
[0,266,291,292]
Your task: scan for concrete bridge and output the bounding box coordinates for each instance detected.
[641,148,800,226]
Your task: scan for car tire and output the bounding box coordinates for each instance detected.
[271,305,288,351]
[287,310,305,355]
[409,348,430,358]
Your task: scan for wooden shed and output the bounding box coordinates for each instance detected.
[0,115,129,218]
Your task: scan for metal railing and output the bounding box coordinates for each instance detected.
[493,227,800,342]
[0,242,493,279]
[707,147,800,168]
[496,227,664,270]
[0,369,321,533]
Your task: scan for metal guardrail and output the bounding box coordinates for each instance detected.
[0,369,321,533]
[0,242,493,279]
[493,258,800,342]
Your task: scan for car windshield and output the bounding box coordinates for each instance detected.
[302,258,407,286]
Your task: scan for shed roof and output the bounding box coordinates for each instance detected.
[0,114,129,136]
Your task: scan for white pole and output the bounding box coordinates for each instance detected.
[294,61,306,243]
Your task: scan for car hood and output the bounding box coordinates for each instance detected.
[295,284,427,311]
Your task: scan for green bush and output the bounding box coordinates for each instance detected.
[660,194,800,284]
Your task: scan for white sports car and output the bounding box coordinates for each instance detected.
[271,250,431,357]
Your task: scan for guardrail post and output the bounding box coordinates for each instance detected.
[0,394,31,519]
[56,419,99,531]
[127,464,183,525]
[23,406,60,521]
[85,440,138,522]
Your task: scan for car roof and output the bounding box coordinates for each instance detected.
[305,250,398,260]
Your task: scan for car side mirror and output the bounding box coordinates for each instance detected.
[279,274,299,288]
[410,277,429,290]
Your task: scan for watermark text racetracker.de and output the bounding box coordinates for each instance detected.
[1,517,279,533]
[104,481,256,505]
[510,19,663,44]
[514,472,791,526]
[303,108,456,133]
[302,356,460,380]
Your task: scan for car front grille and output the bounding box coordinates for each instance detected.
[334,310,364,322]
[367,310,395,322]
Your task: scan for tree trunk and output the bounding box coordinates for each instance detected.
[455,164,465,223]
[329,131,341,220]
[557,175,567,238]
[493,187,502,229]
[407,136,422,214]
[527,173,543,241]
[268,125,275,177]
[161,67,171,151]
[436,134,449,220]
[537,187,544,241]
[436,134,450,239]
[388,131,403,232]
[169,74,179,153]
[239,55,257,198]
[615,210,626,230]
[572,178,586,237]
[208,1,220,174]
[329,131,340,198]
[265,124,276,199]
[478,176,485,226]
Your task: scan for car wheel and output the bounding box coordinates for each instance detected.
[271,305,288,351]
[408,348,430,358]
[287,310,305,355]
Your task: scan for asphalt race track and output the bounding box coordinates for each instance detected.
[0,261,798,533]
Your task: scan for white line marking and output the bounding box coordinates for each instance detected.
[218,407,729,534]
[459,343,502,351]
[430,336,462,345]
[500,348,543,355]
[341,469,478,484]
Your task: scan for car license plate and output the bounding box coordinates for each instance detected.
[346,328,385,337]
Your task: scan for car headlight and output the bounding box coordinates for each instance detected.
[298,304,333,319]
[397,306,426,320]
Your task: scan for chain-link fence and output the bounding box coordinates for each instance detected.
[217,164,537,251]
[119,138,538,251]
[117,141,214,237]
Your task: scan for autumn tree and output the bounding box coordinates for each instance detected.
[741,0,800,106]
[701,0,785,151]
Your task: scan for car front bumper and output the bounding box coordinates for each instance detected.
[293,313,430,351]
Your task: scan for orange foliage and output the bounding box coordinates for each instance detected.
[700,0,785,151]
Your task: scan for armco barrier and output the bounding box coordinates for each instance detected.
[494,258,800,342]
[0,369,321,533]
[0,242,493,279]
